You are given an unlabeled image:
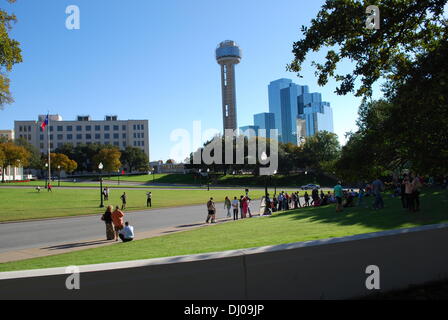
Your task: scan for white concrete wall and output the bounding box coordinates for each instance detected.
[1,223,448,300]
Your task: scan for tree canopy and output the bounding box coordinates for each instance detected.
[0,0,22,109]
[288,0,447,97]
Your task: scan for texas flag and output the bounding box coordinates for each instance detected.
[40,114,49,131]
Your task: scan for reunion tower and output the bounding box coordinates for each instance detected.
[216,40,242,132]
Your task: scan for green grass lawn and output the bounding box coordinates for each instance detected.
[118,173,337,187]
[0,187,269,222]
[1,189,446,272]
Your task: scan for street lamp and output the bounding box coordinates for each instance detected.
[57,165,61,187]
[98,162,104,208]
[261,152,269,199]
[117,169,121,186]
[45,163,49,188]
[152,167,155,183]
[207,168,210,191]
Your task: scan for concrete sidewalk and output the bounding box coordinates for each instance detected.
[0,216,253,264]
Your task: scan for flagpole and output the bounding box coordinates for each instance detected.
[47,115,51,188]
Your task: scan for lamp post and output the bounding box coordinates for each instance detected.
[117,169,120,186]
[152,168,155,183]
[98,162,104,208]
[45,163,49,188]
[57,165,61,187]
[207,168,210,191]
[261,152,269,199]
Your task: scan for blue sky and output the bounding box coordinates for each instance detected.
[1,0,384,161]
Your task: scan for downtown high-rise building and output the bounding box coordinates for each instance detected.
[268,78,334,144]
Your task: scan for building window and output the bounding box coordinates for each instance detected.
[86,134,92,140]
[86,126,91,131]
[95,134,101,139]
[67,134,73,140]
[95,125,101,131]
[113,141,119,147]
[76,126,82,131]
[67,126,73,132]
[122,125,126,131]
[122,133,126,139]
[50,134,54,140]
[76,134,82,140]
[50,126,54,132]
[28,126,31,132]
[40,143,44,149]
[104,125,110,131]
[141,141,144,146]
[57,126,63,132]
[113,133,119,139]
[104,133,110,139]
[57,143,63,148]
[57,134,63,140]
[113,125,119,131]
[19,126,23,132]
[123,142,126,147]
[40,134,44,141]
[133,125,136,130]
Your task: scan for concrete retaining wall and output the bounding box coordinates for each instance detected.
[1,223,448,300]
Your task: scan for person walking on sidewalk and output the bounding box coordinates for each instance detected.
[224,196,232,218]
[206,197,216,224]
[232,196,239,221]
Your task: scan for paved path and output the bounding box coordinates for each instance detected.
[0,199,262,259]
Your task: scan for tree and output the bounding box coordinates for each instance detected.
[0,142,30,182]
[121,146,149,173]
[0,0,23,109]
[92,147,122,173]
[302,131,341,171]
[288,0,447,97]
[49,153,78,174]
[14,138,43,170]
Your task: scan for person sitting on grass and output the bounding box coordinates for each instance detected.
[119,221,134,243]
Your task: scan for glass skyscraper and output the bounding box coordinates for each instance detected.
[254,112,275,139]
[268,78,334,144]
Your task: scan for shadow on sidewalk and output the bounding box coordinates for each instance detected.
[42,240,111,251]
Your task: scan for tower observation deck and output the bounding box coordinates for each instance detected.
[216,40,242,132]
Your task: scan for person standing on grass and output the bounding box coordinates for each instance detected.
[334,181,344,212]
[304,192,310,207]
[112,206,125,242]
[239,196,245,219]
[120,192,127,210]
[372,178,385,210]
[206,197,216,224]
[224,196,232,218]
[101,205,115,240]
[400,175,408,209]
[146,191,152,207]
[242,196,248,218]
[412,175,422,212]
[119,221,135,243]
[232,196,239,221]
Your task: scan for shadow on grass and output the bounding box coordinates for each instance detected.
[42,240,111,251]
[270,189,448,230]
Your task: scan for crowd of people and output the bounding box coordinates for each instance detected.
[101,205,135,242]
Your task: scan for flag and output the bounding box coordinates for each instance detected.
[41,114,49,131]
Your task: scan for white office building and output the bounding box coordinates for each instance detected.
[14,115,150,158]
